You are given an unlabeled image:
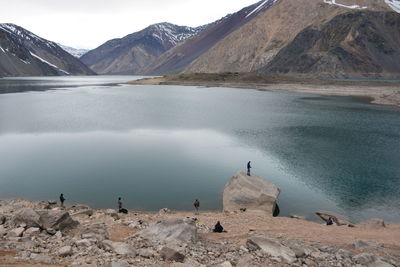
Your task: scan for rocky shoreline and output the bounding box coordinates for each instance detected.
[1,198,399,266]
[128,76,400,109]
[1,173,399,266]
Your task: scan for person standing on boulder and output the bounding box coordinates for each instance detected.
[194,199,200,213]
[118,197,122,211]
[247,161,252,176]
[59,193,65,207]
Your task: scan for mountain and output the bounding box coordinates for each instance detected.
[0,24,95,77]
[182,0,400,78]
[144,0,278,75]
[58,44,89,58]
[80,22,206,75]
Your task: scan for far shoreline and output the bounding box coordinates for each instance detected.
[127,73,400,109]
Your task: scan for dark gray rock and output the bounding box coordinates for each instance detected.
[79,224,110,241]
[0,213,6,225]
[354,253,376,265]
[12,208,41,228]
[160,246,185,263]
[37,210,79,232]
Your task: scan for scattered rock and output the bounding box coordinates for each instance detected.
[37,210,79,232]
[30,253,53,263]
[102,240,136,256]
[160,246,185,263]
[139,218,197,244]
[7,227,25,237]
[104,209,119,220]
[0,225,7,237]
[0,213,6,225]
[290,215,307,220]
[75,239,93,247]
[247,236,296,263]
[371,259,395,267]
[72,209,94,217]
[23,227,41,237]
[218,261,233,267]
[79,224,110,240]
[358,218,386,228]
[110,260,131,267]
[58,245,73,257]
[159,208,172,214]
[354,239,380,249]
[315,211,354,226]
[137,248,155,258]
[223,172,280,215]
[354,253,376,265]
[12,208,41,228]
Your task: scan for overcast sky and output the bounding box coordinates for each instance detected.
[0,0,259,49]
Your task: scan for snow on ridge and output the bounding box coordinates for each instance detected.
[0,46,5,53]
[149,23,202,45]
[323,0,367,9]
[30,52,70,75]
[245,0,278,18]
[385,0,400,12]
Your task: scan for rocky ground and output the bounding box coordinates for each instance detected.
[0,199,399,267]
[128,75,400,109]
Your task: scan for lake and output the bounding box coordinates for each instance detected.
[1,76,399,222]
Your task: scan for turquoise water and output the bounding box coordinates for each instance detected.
[0,76,399,222]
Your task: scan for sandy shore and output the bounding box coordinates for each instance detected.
[128,77,400,108]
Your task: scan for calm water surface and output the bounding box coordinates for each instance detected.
[0,76,399,222]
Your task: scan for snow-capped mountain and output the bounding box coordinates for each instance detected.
[144,0,278,75]
[0,23,95,77]
[58,44,89,58]
[385,0,400,12]
[81,22,206,75]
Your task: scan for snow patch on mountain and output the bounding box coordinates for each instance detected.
[323,0,367,9]
[149,23,204,46]
[30,52,70,74]
[246,0,278,18]
[0,46,5,53]
[385,0,400,12]
[0,23,57,48]
[58,44,89,58]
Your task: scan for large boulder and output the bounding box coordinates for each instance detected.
[223,172,280,215]
[12,208,41,228]
[37,210,79,232]
[315,211,354,227]
[138,218,197,245]
[102,240,136,256]
[247,236,296,263]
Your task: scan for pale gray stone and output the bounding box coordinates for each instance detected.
[58,245,73,257]
[12,208,41,228]
[7,227,25,237]
[247,236,296,263]
[354,253,375,265]
[102,240,135,255]
[160,246,185,263]
[223,172,280,215]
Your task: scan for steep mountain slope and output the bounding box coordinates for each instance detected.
[144,0,278,75]
[260,11,400,77]
[58,44,89,58]
[80,23,205,75]
[184,0,396,78]
[0,24,95,77]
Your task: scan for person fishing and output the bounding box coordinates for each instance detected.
[118,197,122,211]
[247,161,252,176]
[59,193,65,207]
[213,221,224,233]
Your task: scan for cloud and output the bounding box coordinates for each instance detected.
[0,0,258,49]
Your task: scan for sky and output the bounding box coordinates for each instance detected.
[0,0,259,49]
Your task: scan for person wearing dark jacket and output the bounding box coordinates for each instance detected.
[247,161,252,176]
[213,221,224,233]
[59,193,65,207]
[118,197,122,210]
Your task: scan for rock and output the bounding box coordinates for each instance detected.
[58,245,73,257]
[159,208,172,214]
[336,249,351,259]
[237,255,253,267]
[37,210,79,232]
[160,246,185,263]
[139,218,197,244]
[246,236,296,263]
[72,209,94,217]
[7,227,25,237]
[79,224,110,241]
[138,248,155,258]
[315,211,354,226]
[12,208,41,228]
[0,213,6,225]
[102,240,135,255]
[0,225,7,237]
[354,240,380,249]
[289,243,310,258]
[358,218,386,228]
[75,239,92,247]
[23,227,41,237]
[111,260,131,267]
[354,253,376,265]
[218,261,233,267]
[370,260,395,267]
[223,172,280,215]
[290,215,307,220]
[30,253,53,263]
[104,209,119,220]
